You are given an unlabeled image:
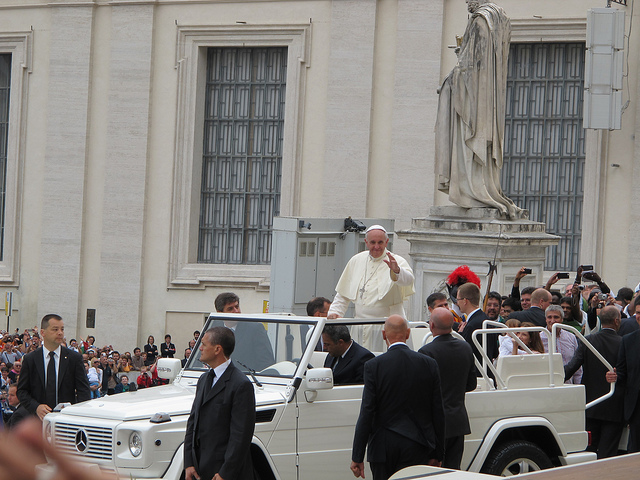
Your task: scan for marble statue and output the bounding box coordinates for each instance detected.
[435,0,523,219]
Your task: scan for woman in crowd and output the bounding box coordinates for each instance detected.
[160,334,176,358]
[512,322,545,355]
[116,357,131,373]
[144,336,157,366]
[498,319,521,357]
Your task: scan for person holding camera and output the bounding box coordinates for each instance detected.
[100,356,119,396]
[507,288,552,328]
[510,267,536,309]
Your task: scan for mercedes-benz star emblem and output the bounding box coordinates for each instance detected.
[75,430,88,453]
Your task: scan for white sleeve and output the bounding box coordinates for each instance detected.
[328,292,350,318]
[498,336,513,357]
[394,264,414,287]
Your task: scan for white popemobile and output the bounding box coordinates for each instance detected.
[41,314,612,479]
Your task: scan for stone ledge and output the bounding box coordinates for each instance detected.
[429,205,530,220]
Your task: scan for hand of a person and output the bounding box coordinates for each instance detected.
[606,368,617,383]
[350,461,365,478]
[185,466,200,480]
[582,270,601,283]
[546,272,559,287]
[212,474,225,480]
[0,417,120,480]
[427,459,442,467]
[383,252,401,275]
[515,266,528,280]
[606,293,616,306]
[457,321,467,333]
[327,313,339,320]
[571,283,580,298]
[36,404,52,420]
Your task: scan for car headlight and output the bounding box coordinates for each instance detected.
[129,431,142,457]
[43,420,52,444]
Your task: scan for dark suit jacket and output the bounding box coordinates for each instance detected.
[213,320,275,372]
[161,342,176,358]
[323,341,374,385]
[6,404,30,429]
[17,346,91,414]
[461,309,498,362]
[144,344,158,365]
[564,328,623,422]
[352,344,445,464]
[614,330,640,422]
[618,317,639,337]
[419,334,477,438]
[508,306,546,328]
[184,361,255,480]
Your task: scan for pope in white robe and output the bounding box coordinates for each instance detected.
[327,225,415,350]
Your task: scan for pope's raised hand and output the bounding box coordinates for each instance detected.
[383,252,400,275]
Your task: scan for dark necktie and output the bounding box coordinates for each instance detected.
[202,370,216,398]
[46,351,57,409]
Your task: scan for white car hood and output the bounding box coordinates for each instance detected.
[55,380,289,422]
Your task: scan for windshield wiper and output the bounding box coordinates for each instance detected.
[236,360,263,387]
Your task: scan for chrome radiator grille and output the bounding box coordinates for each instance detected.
[54,422,113,460]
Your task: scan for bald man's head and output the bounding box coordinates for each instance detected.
[429,307,454,335]
[600,305,621,330]
[382,315,410,345]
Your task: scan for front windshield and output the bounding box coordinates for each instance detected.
[187,316,317,378]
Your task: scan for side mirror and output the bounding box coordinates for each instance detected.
[303,368,333,402]
[157,358,182,382]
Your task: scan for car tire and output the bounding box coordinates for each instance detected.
[481,440,553,476]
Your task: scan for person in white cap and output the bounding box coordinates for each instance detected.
[327,225,414,350]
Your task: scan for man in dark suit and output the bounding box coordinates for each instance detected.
[307,297,332,351]
[182,348,192,368]
[565,306,623,458]
[507,288,552,328]
[618,297,640,337]
[607,296,640,453]
[5,384,30,429]
[17,314,90,420]
[184,326,255,480]
[322,324,374,384]
[458,283,498,363]
[419,308,477,469]
[351,315,445,480]
[213,292,274,371]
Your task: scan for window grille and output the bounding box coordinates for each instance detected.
[501,43,586,271]
[0,54,10,261]
[198,47,287,264]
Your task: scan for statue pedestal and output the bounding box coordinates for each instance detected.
[397,206,560,323]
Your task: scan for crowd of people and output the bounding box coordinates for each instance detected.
[0,326,198,428]
[400,263,640,467]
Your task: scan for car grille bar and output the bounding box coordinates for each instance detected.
[54,422,113,460]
